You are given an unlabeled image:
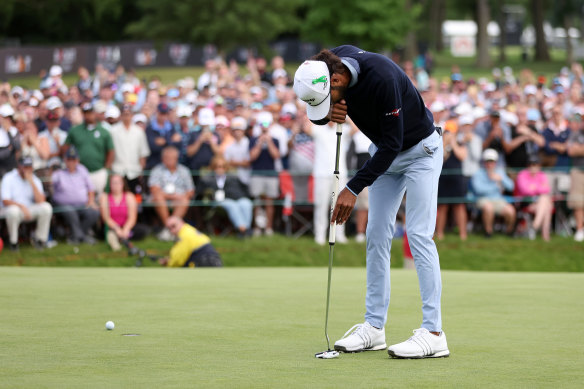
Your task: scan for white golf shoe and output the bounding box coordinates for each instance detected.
[334,322,387,352]
[387,328,450,359]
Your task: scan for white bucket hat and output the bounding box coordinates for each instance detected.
[293,60,331,121]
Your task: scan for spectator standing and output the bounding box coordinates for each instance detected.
[471,149,516,237]
[185,107,220,185]
[436,128,468,240]
[505,105,545,172]
[0,113,20,177]
[475,110,510,169]
[100,174,148,251]
[287,114,314,203]
[515,155,553,241]
[249,115,280,236]
[148,146,195,241]
[0,157,53,250]
[224,116,251,188]
[110,104,150,193]
[39,111,67,168]
[145,103,181,170]
[199,156,253,237]
[567,113,584,242]
[541,107,571,169]
[51,147,99,244]
[64,103,114,196]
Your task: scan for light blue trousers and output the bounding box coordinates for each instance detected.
[364,129,444,332]
[220,198,253,229]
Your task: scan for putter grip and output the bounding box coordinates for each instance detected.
[329,173,339,244]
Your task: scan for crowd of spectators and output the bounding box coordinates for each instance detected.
[0,54,584,251]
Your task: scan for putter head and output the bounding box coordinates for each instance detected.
[315,350,339,359]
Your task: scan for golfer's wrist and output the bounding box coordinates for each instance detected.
[345,186,358,197]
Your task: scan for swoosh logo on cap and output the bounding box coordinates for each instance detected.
[312,76,327,85]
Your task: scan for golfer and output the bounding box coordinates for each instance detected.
[294,45,449,358]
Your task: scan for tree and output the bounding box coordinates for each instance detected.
[126,0,299,52]
[476,0,491,68]
[554,0,583,64]
[299,0,421,52]
[531,0,551,61]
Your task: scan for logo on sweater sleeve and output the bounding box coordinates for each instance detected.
[385,108,401,117]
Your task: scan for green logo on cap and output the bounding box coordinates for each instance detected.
[312,76,327,85]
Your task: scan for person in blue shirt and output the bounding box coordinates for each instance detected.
[294,46,448,359]
[471,148,516,237]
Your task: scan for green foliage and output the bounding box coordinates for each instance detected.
[300,0,421,51]
[127,0,300,50]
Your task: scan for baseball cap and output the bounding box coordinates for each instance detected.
[18,156,33,166]
[157,103,170,114]
[215,115,230,128]
[132,113,147,124]
[293,60,331,121]
[0,104,15,117]
[105,105,121,119]
[482,148,499,162]
[65,146,79,159]
[231,116,247,131]
[272,68,288,80]
[49,65,63,77]
[11,86,24,96]
[81,102,94,112]
[198,107,215,126]
[451,73,463,82]
[524,84,537,95]
[176,105,192,118]
[94,100,107,114]
[46,96,63,111]
[121,83,134,94]
[256,111,273,127]
[430,101,446,112]
[459,115,474,126]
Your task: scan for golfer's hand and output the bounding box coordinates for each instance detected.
[158,257,169,266]
[331,188,357,225]
[330,100,347,123]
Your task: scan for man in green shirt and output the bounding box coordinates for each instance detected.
[63,102,114,196]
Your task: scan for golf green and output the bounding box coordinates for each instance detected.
[1,268,583,388]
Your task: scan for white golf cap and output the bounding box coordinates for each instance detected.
[198,107,215,126]
[0,104,15,117]
[430,101,446,112]
[482,148,499,162]
[132,113,147,124]
[49,65,63,77]
[46,96,63,111]
[105,105,120,119]
[176,105,192,118]
[231,116,247,131]
[458,115,474,126]
[293,60,331,121]
[256,111,273,127]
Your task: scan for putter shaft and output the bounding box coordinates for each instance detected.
[324,243,334,351]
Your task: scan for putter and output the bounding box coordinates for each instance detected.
[121,239,162,267]
[315,123,343,360]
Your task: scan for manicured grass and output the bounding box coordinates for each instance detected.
[0,267,582,388]
[1,234,583,272]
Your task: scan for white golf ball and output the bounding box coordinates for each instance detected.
[105,321,115,330]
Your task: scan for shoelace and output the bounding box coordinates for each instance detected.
[340,323,375,348]
[341,323,366,339]
[406,328,433,355]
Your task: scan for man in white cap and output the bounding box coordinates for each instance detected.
[294,45,448,359]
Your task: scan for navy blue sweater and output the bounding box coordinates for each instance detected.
[313,45,434,194]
